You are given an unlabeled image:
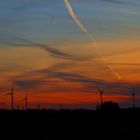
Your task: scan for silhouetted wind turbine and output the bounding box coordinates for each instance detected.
[132,88,136,109]
[59,104,62,111]
[38,105,41,110]
[24,93,28,111]
[96,86,104,105]
[5,82,15,110]
[0,103,6,110]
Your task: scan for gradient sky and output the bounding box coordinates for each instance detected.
[0,0,140,109]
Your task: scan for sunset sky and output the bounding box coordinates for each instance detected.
[0,0,140,109]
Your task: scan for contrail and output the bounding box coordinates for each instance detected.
[64,0,96,43]
[107,65,121,80]
[64,0,122,80]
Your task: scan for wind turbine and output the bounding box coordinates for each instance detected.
[4,82,15,111]
[96,86,104,105]
[38,105,41,110]
[24,93,28,111]
[0,103,6,110]
[132,88,136,109]
[59,104,62,111]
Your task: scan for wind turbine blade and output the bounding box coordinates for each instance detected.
[3,93,11,96]
[95,86,100,92]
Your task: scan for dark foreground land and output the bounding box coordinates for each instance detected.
[0,109,140,140]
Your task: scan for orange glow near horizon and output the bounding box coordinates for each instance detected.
[0,38,140,109]
[0,88,132,109]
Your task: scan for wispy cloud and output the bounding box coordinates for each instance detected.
[6,37,91,61]
[101,0,126,4]
[13,64,140,95]
[107,62,140,66]
[100,0,140,6]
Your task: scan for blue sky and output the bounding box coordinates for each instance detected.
[0,0,140,45]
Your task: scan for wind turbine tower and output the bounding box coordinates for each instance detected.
[5,82,15,111]
[24,93,28,111]
[96,86,104,105]
[132,88,136,109]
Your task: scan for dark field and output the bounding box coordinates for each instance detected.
[0,109,140,140]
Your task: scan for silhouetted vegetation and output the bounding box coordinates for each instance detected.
[0,100,139,140]
[0,106,140,139]
[97,101,120,112]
